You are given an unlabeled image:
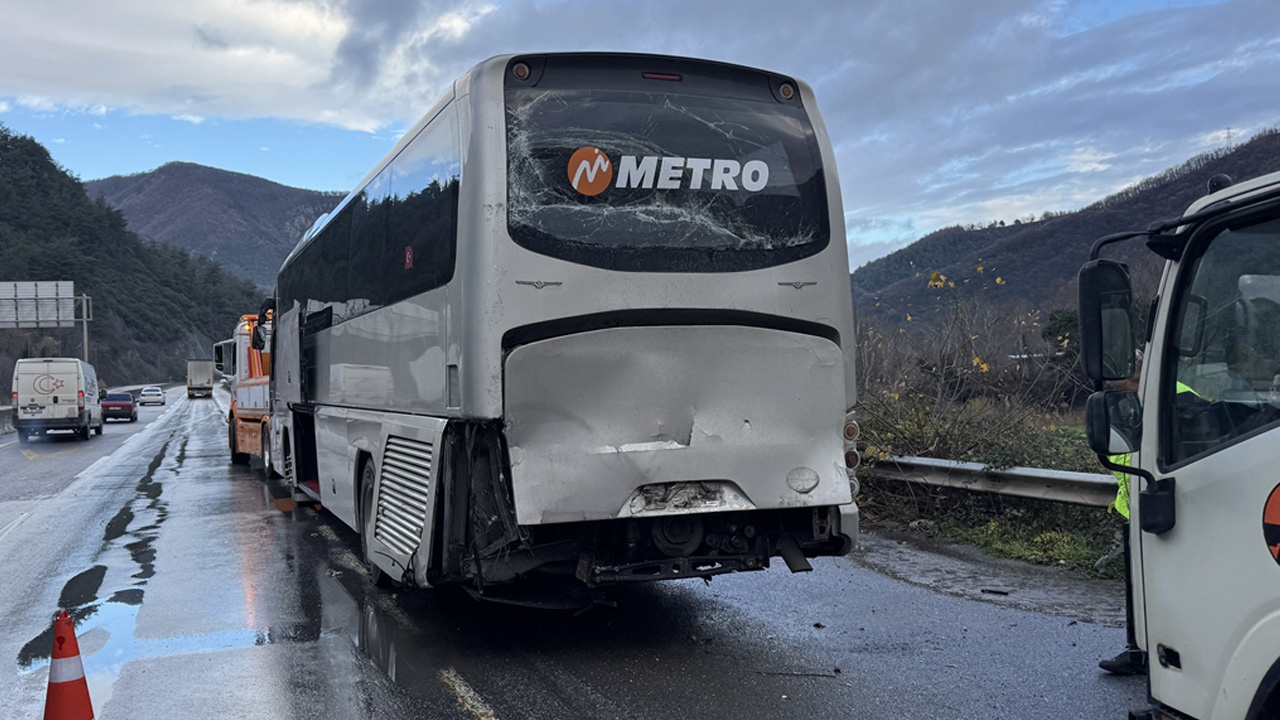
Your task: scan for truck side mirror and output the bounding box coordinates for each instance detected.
[1079,259,1137,383]
[98,389,107,400]
[251,325,265,351]
[213,339,234,375]
[1085,390,1142,455]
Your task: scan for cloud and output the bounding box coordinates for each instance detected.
[173,114,205,124]
[0,0,1276,265]
[1066,147,1114,173]
[260,146,270,152]
[51,138,66,144]
[0,100,8,113]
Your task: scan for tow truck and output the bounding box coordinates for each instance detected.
[213,302,277,474]
[1080,170,1280,719]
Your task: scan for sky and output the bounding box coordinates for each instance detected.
[0,0,1277,270]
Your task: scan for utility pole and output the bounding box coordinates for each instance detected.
[77,294,93,362]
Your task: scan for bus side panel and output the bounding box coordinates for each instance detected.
[345,409,448,587]
[316,407,356,528]
[313,295,448,414]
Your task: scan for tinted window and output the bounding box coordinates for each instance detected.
[106,394,131,401]
[384,111,459,304]
[1164,214,1280,465]
[280,203,353,320]
[281,106,459,325]
[505,60,829,272]
[349,169,392,310]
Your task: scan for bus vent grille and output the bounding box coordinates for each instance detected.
[375,436,434,558]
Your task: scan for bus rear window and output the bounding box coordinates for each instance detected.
[505,60,830,272]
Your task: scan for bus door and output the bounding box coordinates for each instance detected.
[1141,214,1280,718]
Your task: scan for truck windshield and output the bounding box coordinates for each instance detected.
[505,59,830,272]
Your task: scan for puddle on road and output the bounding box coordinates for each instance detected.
[17,437,173,674]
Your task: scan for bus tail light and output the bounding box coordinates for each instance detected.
[844,450,860,470]
[843,422,859,442]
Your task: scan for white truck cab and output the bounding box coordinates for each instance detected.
[1079,170,1280,719]
[11,358,103,442]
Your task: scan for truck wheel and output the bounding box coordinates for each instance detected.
[79,425,90,441]
[229,415,249,465]
[361,462,395,588]
[94,423,102,436]
[260,430,281,479]
[17,432,28,444]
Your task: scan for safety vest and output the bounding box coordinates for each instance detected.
[1108,453,1132,519]
[1107,381,1200,519]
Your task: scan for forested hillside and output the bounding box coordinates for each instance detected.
[0,125,264,386]
[852,127,1280,324]
[85,163,342,287]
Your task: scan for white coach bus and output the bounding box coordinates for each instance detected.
[269,53,860,602]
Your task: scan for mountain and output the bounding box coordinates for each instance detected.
[85,163,343,287]
[852,127,1280,324]
[0,125,264,386]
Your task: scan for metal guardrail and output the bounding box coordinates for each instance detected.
[1,405,12,435]
[866,455,1117,508]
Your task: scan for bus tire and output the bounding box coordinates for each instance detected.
[229,415,249,465]
[361,461,395,589]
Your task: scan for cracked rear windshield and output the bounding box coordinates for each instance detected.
[505,61,830,272]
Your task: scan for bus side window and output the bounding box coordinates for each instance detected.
[383,106,460,305]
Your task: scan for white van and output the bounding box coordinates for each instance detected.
[11,358,104,442]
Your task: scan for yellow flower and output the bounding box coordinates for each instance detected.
[977,265,984,273]
[995,277,1006,285]
[906,314,912,322]
[980,362,990,373]
[972,356,982,367]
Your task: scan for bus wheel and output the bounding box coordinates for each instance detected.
[361,462,395,589]
[229,415,249,465]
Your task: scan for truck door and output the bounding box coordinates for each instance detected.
[1142,212,1280,718]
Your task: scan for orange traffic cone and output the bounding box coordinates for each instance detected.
[43,609,94,720]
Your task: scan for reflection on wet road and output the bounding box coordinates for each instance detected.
[0,393,1148,719]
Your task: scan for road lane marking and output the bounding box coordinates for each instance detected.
[21,447,84,461]
[440,668,499,720]
[0,511,32,544]
[0,439,15,450]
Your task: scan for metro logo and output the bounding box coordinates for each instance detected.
[567,147,770,196]
[568,147,613,196]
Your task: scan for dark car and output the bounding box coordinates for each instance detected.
[101,393,137,422]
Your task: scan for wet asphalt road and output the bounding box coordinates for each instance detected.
[0,392,1148,719]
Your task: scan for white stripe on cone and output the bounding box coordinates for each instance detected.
[49,655,86,683]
